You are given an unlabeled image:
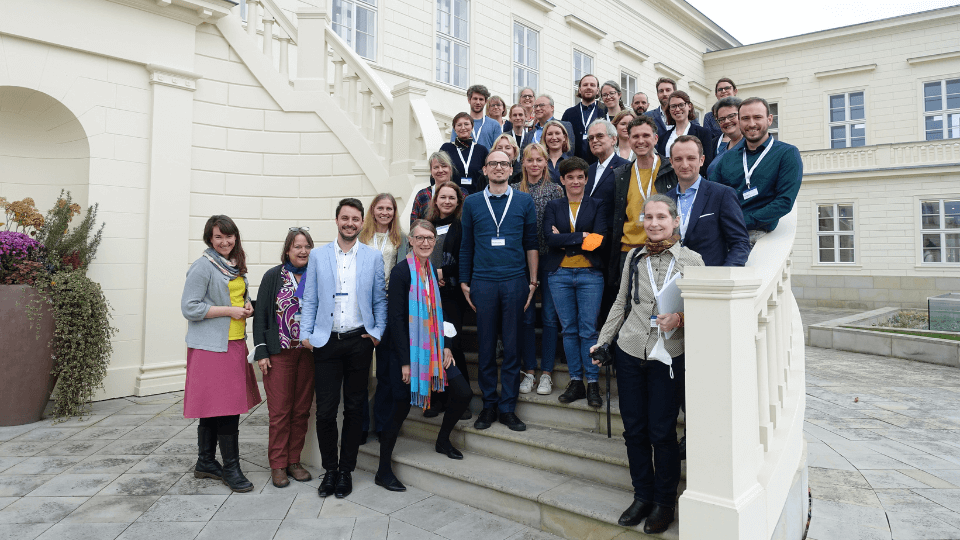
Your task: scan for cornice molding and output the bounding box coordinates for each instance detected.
[146,64,203,91]
[737,77,789,91]
[613,41,648,63]
[814,64,877,79]
[518,0,555,12]
[654,62,683,81]
[689,81,711,95]
[564,15,606,40]
[907,50,960,65]
[106,0,234,24]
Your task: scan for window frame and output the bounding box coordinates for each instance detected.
[827,91,866,149]
[922,77,960,141]
[332,0,378,62]
[435,0,470,89]
[512,20,540,103]
[919,198,960,265]
[620,71,638,106]
[815,202,857,265]
[768,102,779,140]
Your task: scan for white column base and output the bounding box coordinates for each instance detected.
[135,360,187,397]
[679,485,767,540]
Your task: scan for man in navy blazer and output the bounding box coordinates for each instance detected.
[301,198,387,499]
[584,119,631,213]
[665,136,750,267]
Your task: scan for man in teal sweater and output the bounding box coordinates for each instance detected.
[712,97,802,245]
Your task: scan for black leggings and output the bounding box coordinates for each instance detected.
[198,415,240,436]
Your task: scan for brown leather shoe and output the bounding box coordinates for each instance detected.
[271,468,290,488]
[287,463,312,482]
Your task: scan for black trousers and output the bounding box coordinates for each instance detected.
[313,333,375,472]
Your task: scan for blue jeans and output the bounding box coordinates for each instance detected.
[615,345,683,506]
[521,267,558,373]
[471,277,526,413]
[549,267,604,383]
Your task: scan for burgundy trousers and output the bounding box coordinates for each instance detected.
[263,347,315,469]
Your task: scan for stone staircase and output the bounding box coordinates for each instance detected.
[358,310,685,539]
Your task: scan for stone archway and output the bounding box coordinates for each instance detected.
[0,86,90,212]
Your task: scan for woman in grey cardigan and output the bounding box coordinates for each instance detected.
[181,215,262,493]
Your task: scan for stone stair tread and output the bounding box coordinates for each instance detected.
[463,351,578,375]
[468,380,622,417]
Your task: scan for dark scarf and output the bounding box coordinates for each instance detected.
[283,262,307,275]
[643,234,680,256]
[454,137,474,148]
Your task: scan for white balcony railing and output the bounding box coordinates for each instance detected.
[802,139,960,174]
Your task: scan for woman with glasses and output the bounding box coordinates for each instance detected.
[601,81,626,123]
[440,112,489,195]
[486,96,508,133]
[612,110,638,161]
[705,96,744,181]
[252,227,316,488]
[542,120,572,185]
[375,220,473,493]
[359,193,410,441]
[656,90,712,159]
[511,143,564,396]
[517,87,537,131]
[181,215,261,493]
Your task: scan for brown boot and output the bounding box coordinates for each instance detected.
[286,463,312,482]
[271,468,290,488]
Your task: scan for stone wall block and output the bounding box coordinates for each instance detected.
[262,154,331,176]
[192,147,263,175]
[190,193,261,219]
[226,129,299,154]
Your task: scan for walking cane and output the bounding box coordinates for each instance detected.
[606,364,612,438]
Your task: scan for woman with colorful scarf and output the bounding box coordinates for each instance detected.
[591,195,703,534]
[252,228,316,488]
[375,220,472,492]
[181,215,262,493]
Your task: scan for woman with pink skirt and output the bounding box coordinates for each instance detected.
[181,215,262,493]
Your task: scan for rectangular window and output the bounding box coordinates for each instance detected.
[817,204,856,263]
[436,0,469,88]
[828,92,865,149]
[513,22,539,103]
[921,199,960,263]
[573,50,594,97]
[769,102,779,140]
[621,72,638,103]
[924,79,960,141]
[333,0,377,61]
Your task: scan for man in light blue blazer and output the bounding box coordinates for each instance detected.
[301,198,387,500]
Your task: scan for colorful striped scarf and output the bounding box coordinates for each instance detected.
[406,253,446,409]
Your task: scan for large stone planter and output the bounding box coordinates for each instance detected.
[0,284,56,426]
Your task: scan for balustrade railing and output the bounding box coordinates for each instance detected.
[802,139,960,173]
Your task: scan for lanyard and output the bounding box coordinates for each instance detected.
[473,117,486,141]
[742,138,775,189]
[285,269,306,300]
[483,186,514,238]
[646,256,677,309]
[580,103,596,130]
[633,155,659,203]
[677,183,699,240]
[717,136,725,153]
[569,201,581,230]
[372,233,388,253]
[457,143,476,177]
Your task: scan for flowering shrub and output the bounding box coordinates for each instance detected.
[0,197,45,234]
[0,231,45,282]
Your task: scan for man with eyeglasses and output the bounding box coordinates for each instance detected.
[521,95,574,154]
[631,92,650,115]
[460,151,538,432]
[562,74,606,164]
[702,78,738,139]
[585,119,630,214]
[449,84,502,149]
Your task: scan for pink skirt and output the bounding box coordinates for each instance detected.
[184,340,263,418]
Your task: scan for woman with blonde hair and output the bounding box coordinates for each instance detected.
[491,132,522,180]
[542,120,572,184]
[612,109,638,161]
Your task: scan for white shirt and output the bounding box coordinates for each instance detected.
[333,241,363,333]
[590,152,616,197]
[664,122,691,158]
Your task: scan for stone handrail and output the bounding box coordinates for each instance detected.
[678,206,807,539]
[802,139,960,174]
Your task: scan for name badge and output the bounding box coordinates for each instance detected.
[491,237,506,247]
[582,134,589,140]
[650,316,659,328]
[638,213,645,223]
[462,177,473,185]
[436,224,451,236]
[334,292,348,300]
[743,187,759,200]
[293,313,302,322]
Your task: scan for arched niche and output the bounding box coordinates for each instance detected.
[0,86,89,216]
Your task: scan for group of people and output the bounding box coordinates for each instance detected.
[178,73,803,535]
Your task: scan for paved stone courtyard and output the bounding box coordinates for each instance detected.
[2,308,960,540]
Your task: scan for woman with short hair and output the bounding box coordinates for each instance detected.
[486,95,507,131]
[410,151,466,226]
[440,112,489,195]
[181,215,262,493]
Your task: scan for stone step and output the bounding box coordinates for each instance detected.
[357,436,681,540]
[463,350,618,395]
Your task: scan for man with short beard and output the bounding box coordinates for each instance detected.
[301,198,387,500]
[713,97,802,246]
[460,151,538,432]
[631,92,649,115]
[562,74,606,164]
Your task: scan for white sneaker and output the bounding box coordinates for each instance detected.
[519,372,535,394]
[537,374,553,395]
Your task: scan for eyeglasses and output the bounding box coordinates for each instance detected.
[289,227,311,232]
[520,94,535,99]
[486,161,512,169]
[668,103,689,111]
[412,235,436,244]
[601,92,619,99]
[533,103,548,109]
[716,85,734,93]
[587,134,607,142]
[718,112,739,124]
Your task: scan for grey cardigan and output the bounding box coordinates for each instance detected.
[181,256,250,353]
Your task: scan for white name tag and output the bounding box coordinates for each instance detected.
[293,313,302,322]
[638,213,645,223]
[582,134,589,140]
[650,316,659,328]
[743,187,759,200]
[462,177,473,185]
[491,237,506,247]
[436,225,451,236]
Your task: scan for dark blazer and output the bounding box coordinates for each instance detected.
[388,261,460,367]
[665,179,750,267]
[655,123,714,159]
[520,119,575,155]
[585,153,631,214]
[252,265,287,361]
[439,141,489,195]
[702,111,723,139]
[644,107,669,138]
[561,103,607,164]
[702,134,721,179]
[542,197,608,274]
[606,156,678,287]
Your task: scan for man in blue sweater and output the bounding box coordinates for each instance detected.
[460,150,539,432]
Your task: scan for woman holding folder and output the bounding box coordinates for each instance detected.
[591,194,703,535]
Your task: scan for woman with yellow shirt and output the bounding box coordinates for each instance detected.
[181,215,262,493]
[543,157,608,407]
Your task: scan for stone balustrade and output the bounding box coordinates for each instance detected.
[802,139,960,174]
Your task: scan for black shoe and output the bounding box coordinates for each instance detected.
[474,408,497,430]
[194,426,223,480]
[460,409,473,421]
[618,499,655,527]
[642,504,675,534]
[317,469,339,498]
[586,382,603,408]
[334,470,352,498]
[423,406,443,418]
[679,436,686,461]
[435,441,463,460]
[359,431,368,445]
[558,380,586,404]
[216,433,253,493]
[375,473,406,492]
[498,412,526,431]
